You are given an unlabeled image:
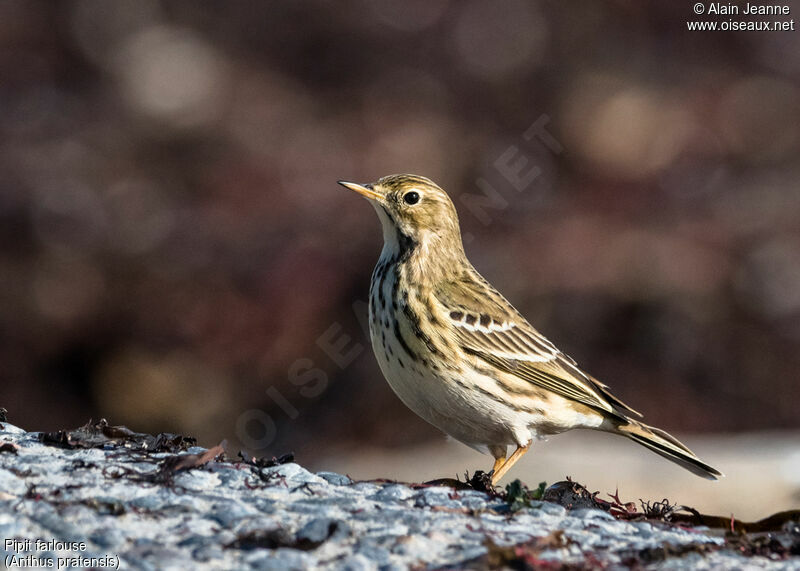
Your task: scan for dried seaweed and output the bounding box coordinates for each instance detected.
[39,419,196,453]
[109,442,226,487]
[236,450,295,468]
[235,450,295,490]
[542,479,606,512]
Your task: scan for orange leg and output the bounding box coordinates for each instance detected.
[490,443,530,486]
[491,456,506,474]
[489,444,506,477]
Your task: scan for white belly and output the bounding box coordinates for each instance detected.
[367,259,603,454]
[368,266,529,450]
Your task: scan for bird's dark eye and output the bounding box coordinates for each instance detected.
[403,191,420,205]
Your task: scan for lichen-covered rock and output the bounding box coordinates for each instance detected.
[0,421,797,569]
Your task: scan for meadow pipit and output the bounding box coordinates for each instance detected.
[339,174,722,485]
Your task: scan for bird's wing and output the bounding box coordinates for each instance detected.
[435,273,642,420]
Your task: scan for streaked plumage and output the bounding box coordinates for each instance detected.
[339,174,722,484]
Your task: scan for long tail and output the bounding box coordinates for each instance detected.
[614,421,723,480]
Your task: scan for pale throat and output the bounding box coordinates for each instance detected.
[372,204,402,259]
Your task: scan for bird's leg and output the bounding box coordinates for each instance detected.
[488,444,507,480]
[490,442,530,486]
[491,456,506,474]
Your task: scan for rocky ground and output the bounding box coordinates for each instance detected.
[1,414,798,569]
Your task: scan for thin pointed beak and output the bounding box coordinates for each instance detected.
[337,180,383,201]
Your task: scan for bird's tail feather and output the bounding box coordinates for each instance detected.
[615,421,723,480]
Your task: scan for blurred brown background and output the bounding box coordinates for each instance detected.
[1,1,799,512]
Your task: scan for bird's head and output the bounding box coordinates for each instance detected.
[338,174,463,261]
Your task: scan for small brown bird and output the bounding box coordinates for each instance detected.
[339,174,722,485]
